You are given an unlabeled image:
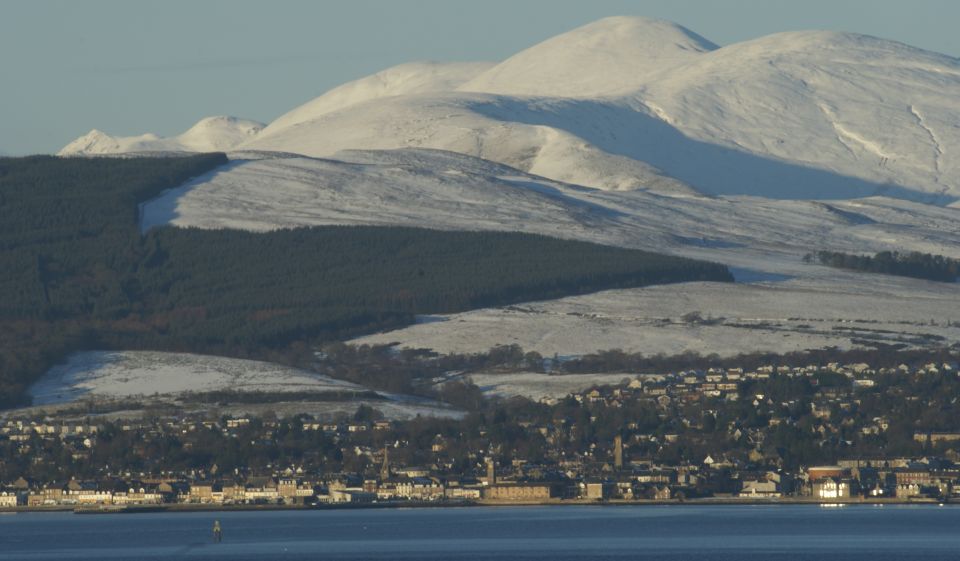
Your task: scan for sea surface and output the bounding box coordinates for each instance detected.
[1,504,959,560]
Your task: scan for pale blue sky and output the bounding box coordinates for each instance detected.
[2,0,957,155]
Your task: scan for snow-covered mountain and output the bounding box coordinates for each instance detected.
[62,16,960,203]
[243,16,960,203]
[59,116,264,155]
[42,16,960,389]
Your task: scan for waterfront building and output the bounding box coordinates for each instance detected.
[813,478,852,500]
[484,483,563,501]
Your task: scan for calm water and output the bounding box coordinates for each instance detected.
[1,505,959,560]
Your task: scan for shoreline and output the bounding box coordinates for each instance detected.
[0,496,947,515]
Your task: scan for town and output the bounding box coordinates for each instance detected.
[3,354,960,510]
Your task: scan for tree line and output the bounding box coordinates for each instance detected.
[556,346,959,375]
[806,250,960,282]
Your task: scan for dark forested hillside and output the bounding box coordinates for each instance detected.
[131,226,732,348]
[0,155,733,407]
[0,154,229,407]
[0,153,229,318]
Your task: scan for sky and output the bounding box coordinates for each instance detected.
[2,0,958,155]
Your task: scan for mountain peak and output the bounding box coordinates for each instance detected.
[574,15,718,47]
[58,129,121,155]
[458,16,718,98]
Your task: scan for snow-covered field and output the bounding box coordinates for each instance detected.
[30,351,362,405]
[468,373,643,401]
[355,276,960,358]
[28,351,462,420]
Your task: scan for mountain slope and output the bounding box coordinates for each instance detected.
[143,149,960,268]
[635,30,960,203]
[141,149,650,234]
[257,61,495,141]
[241,93,699,194]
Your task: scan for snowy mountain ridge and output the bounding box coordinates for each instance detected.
[59,116,265,156]
[61,16,960,203]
